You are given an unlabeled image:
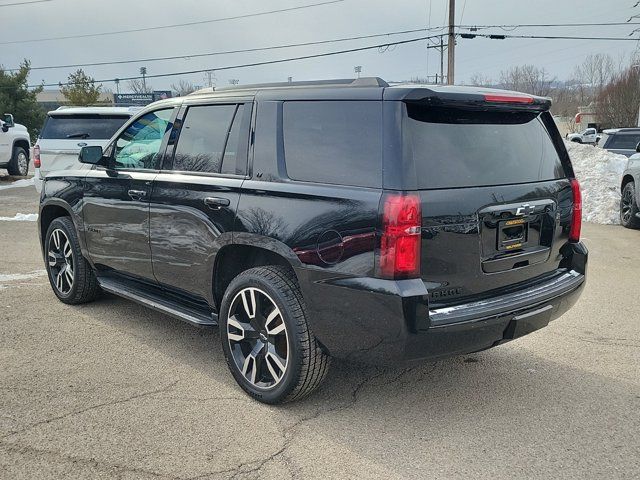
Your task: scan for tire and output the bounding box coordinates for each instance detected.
[219,266,330,404]
[7,146,29,176]
[571,138,582,143]
[620,182,640,229]
[45,217,100,304]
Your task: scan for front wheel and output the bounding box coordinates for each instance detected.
[219,266,330,404]
[620,182,640,229]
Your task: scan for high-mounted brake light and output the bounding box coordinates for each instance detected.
[569,178,582,242]
[484,94,534,104]
[33,145,41,168]
[379,194,421,279]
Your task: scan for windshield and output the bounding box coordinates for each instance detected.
[40,114,129,140]
[404,105,566,189]
[606,133,640,150]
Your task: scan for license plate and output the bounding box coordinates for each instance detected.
[498,218,528,251]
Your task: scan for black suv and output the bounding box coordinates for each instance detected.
[38,78,587,403]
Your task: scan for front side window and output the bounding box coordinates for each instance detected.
[172,104,239,173]
[113,109,173,170]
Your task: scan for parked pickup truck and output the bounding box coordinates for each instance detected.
[0,114,31,177]
[566,127,598,144]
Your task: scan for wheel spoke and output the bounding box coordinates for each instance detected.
[265,345,286,383]
[56,271,64,291]
[265,307,285,335]
[240,288,257,319]
[64,267,74,289]
[52,230,61,250]
[227,315,246,342]
[48,251,57,267]
[63,241,72,258]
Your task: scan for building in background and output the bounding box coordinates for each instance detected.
[36,89,172,110]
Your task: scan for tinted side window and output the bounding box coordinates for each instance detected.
[172,105,236,173]
[221,104,246,175]
[282,101,382,188]
[114,109,173,170]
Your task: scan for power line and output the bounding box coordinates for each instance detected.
[22,34,448,89]
[5,27,447,72]
[459,21,640,30]
[0,0,51,6]
[0,0,345,45]
[464,33,640,41]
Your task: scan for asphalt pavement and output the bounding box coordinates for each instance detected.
[1,177,639,479]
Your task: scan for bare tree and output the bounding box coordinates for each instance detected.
[499,65,555,96]
[596,65,640,128]
[170,79,197,96]
[127,78,153,94]
[571,53,616,105]
[468,73,493,87]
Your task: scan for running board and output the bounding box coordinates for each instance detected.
[97,277,218,327]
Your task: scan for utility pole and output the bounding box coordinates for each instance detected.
[447,0,455,85]
[140,67,147,92]
[354,66,362,78]
[440,36,445,84]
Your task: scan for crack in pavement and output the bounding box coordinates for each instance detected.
[0,441,181,479]
[0,380,180,440]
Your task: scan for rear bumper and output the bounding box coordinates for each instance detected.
[299,242,587,364]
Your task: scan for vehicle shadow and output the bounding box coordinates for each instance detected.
[76,292,638,479]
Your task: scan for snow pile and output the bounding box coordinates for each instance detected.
[0,213,38,222]
[0,177,35,191]
[565,141,628,225]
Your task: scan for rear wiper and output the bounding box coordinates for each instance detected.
[66,132,90,139]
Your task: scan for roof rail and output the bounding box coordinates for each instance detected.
[209,77,389,92]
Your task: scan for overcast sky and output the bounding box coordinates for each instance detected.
[1,0,638,92]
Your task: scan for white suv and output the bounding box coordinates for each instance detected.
[34,107,138,191]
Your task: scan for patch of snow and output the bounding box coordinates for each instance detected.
[565,141,628,225]
[0,177,35,191]
[0,213,38,222]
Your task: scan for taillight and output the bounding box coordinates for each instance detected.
[379,193,421,279]
[33,145,41,168]
[569,178,582,242]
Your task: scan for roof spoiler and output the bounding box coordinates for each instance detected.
[402,88,551,111]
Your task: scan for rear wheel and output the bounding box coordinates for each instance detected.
[7,147,28,176]
[571,138,582,143]
[45,217,100,304]
[219,266,330,404]
[620,182,640,229]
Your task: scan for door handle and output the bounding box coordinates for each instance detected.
[204,197,230,209]
[128,189,147,200]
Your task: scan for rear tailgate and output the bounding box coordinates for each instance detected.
[37,114,129,176]
[385,91,577,308]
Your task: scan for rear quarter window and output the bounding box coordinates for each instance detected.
[282,101,382,188]
[404,105,566,189]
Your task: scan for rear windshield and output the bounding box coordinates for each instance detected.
[40,114,129,140]
[606,133,640,150]
[404,105,565,189]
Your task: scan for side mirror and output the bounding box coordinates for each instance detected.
[2,113,15,128]
[636,142,640,153]
[79,145,104,164]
